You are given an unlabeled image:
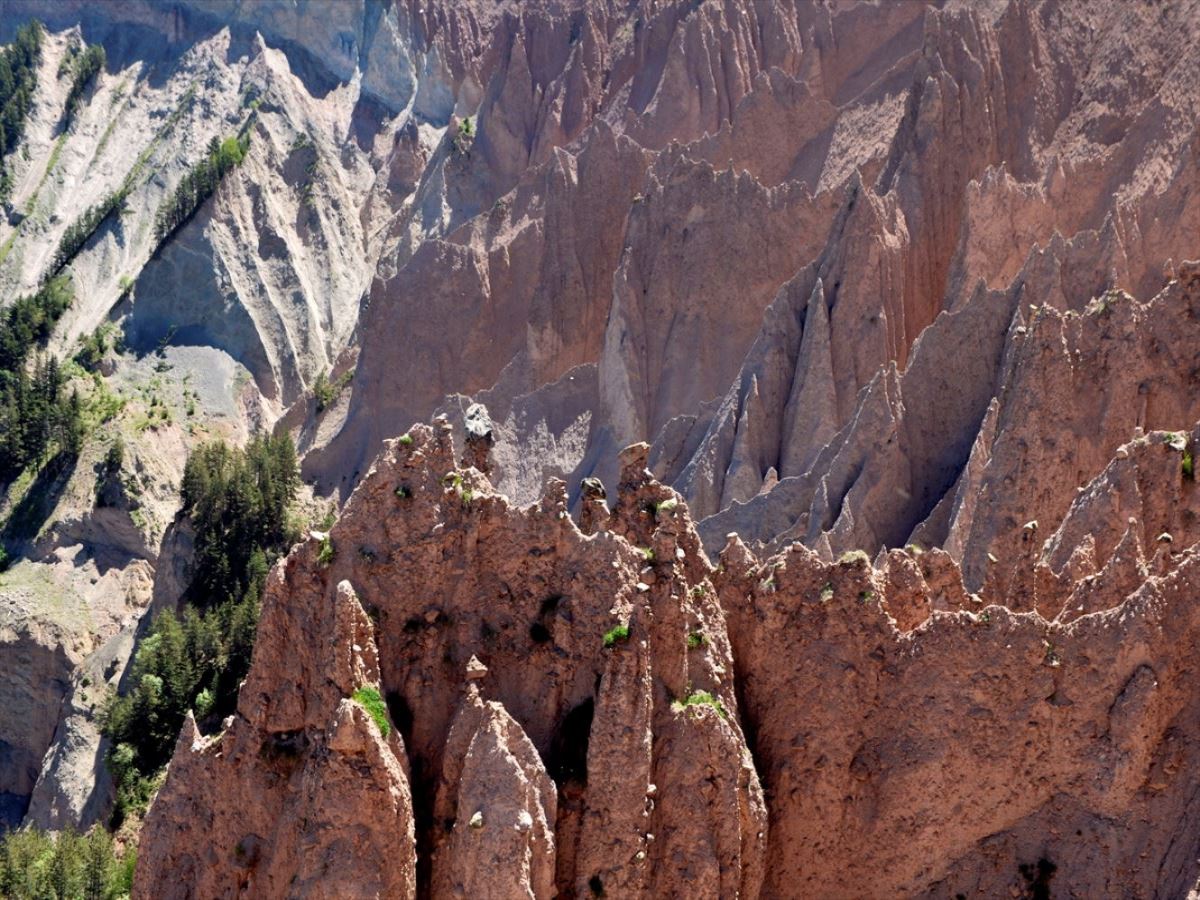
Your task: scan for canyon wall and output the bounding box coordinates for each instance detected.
[1,1,1199,891]
[138,371,1200,896]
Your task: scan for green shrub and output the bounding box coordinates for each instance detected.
[313,369,352,413]
[398,433,413,446]
[602,624,630,648]
[686,631,707,650]
[352,686,390,737]
[194,687,215,718]
[313,369,334,411]
[317,535,335,567]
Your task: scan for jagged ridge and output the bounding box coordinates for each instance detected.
[138,367,1200,897]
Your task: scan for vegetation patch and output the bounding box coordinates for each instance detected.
[63,43,105,125]
[0,21,44,202]
[602,624,630,648]
[672,689,728,720]
[102,434,299,825]
[317,534,335,567]
[655,496,678,516]
[50,186,129,276]
[153,133,250,247]
[837,549,871,567]
[0,277,84,481]
[352,686,390,738]
[0,824,135,898]
[1167,433,1194,479]
[313,368,352,412]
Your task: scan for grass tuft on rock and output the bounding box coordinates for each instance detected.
[352,686,390,737]
[672,689,727,720]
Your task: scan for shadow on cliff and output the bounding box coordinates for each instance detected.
[1,450,79,547]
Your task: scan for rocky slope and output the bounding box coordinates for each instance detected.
[311,0,1200,535]
[0,0,1199,894]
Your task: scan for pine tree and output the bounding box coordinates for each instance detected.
[102,432,299,810]
[81,828,114,900]
[48,829,81,900]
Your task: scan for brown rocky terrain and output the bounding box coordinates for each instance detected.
[138,388,1200,897]
[1,0,1199,895]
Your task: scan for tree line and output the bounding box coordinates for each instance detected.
[49,187,128,277]
[0,825,134,899]
[152,134,249,246]
[0,353,83,483]
[101,433,300,823]
[0,20,43,201]
[0,276,82,482]
[63,43,105,124]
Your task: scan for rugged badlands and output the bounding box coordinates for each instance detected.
[139,370,1200,897]
[1,0,1200,895]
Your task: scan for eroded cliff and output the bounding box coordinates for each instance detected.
[138,360,1200,897]
[1,0,1199,892]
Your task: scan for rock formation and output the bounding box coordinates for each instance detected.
[137,421,768,897]
[0,0,1198,894]
[138,395,1200,895]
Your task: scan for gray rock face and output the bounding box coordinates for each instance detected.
[0,0,456,829]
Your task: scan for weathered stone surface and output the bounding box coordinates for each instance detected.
[138,426,764,897]
[139,413,1200,896]
[3,5,1200,897]
[135,580,417,898]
